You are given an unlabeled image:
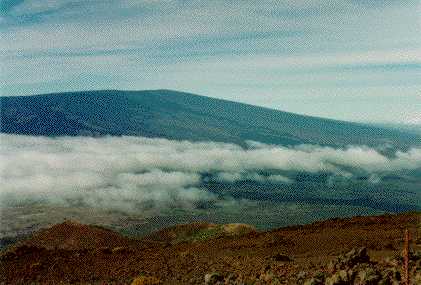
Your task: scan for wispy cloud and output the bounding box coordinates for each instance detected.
[0,0,420,123]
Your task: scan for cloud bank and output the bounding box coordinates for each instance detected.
[1,134,420,212]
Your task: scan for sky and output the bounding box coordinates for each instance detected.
[1,0,420,124]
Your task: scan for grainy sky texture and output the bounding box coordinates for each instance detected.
[1,0,420,123]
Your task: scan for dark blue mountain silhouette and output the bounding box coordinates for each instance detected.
[1,89,419,149]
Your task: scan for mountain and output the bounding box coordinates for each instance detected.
[372,122,421,136]
[17,220,134,251]
[1,89,420,149]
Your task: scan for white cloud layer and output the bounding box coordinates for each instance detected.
[1,134,420,211]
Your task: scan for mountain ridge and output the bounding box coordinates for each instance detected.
[0,88,381,124]
[1,89,419,150]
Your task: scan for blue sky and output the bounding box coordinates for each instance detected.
[1,0,420,124]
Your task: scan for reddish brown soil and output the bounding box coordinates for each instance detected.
[1,212,420,284]
[20,220,136,250]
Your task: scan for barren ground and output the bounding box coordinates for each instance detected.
[1,212,420,284]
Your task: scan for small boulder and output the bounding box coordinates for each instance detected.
[344,247,370,266]
[329,247,370,272]
[297,271,307,280]
[131,276,161,285]
[380,268,400,285]
[357,267,381,285]
[29,262,42,271]
[111,246,132,254]
[414,272,421,285]
[204,272,224,285]
[97,246,112,254]
[272,253,292,262]
[325,270,349,285]
[303,277,324,285]
[411,250,421,261]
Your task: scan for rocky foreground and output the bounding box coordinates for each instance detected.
[1,212,420,284]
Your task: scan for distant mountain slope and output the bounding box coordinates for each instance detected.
[372,122,421,136]
[1,89,419,149]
